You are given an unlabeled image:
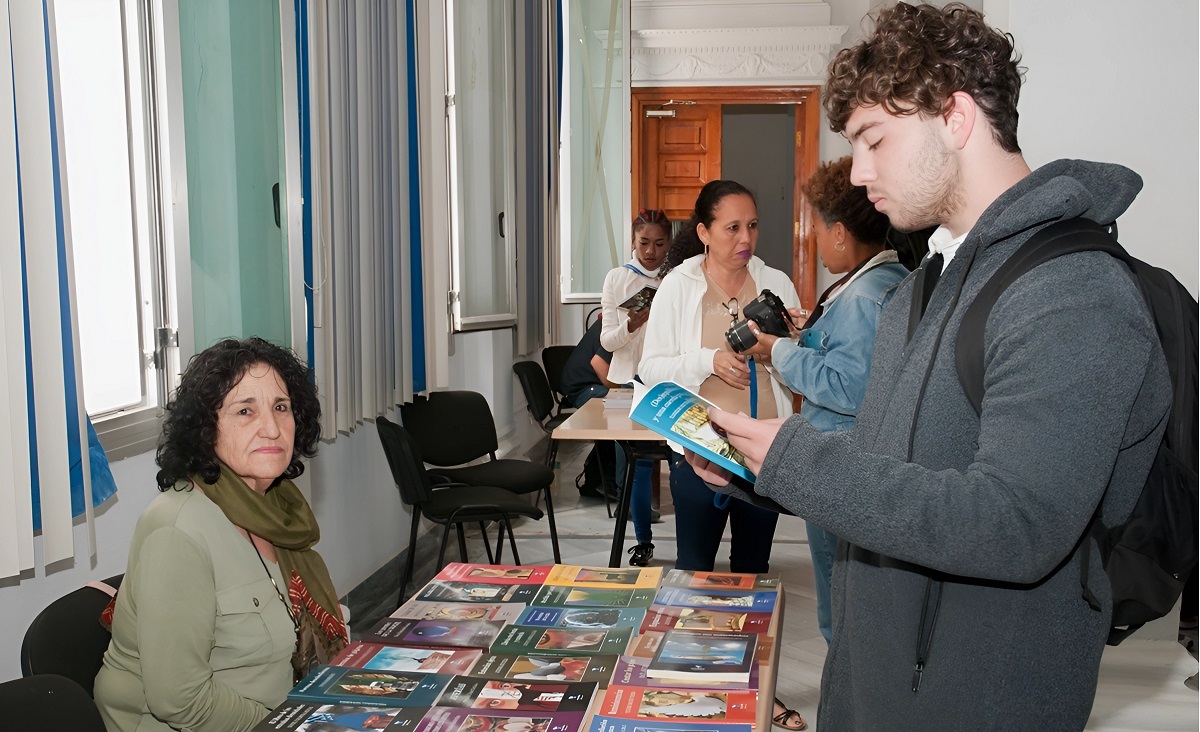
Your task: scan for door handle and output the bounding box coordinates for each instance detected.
[272,182,281,228]
[498,211,505,238]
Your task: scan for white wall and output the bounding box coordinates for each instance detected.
[1002,0,1199,296]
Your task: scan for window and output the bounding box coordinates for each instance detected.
[55,0,179,459]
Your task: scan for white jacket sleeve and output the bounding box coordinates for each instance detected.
[599,268,636,353]
[637,272,717,388]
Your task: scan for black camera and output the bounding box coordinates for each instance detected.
[725,289,795,353]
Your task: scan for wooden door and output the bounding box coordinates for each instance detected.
[636,103,722,223]
[632,87,822,310]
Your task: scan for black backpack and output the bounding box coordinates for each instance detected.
[956,217,1199,645]
[575,441,618,498]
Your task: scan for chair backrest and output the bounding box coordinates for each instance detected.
[541,345,574,405]
[21,574,124,698]
[584,305,602,331]
[0,674,106,730]
[376,416,438,508]
[513,360,555,424]
[400,391,498,466]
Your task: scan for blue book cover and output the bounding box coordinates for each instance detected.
[629,382,755,483]
[516,606,646,630]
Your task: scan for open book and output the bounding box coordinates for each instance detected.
[617,285,657,312]
[629,382,755,483]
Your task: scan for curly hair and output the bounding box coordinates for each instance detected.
[824,2,1024,153]
[661,180,756,276]
[155,337,321,489]
[801,156,889,247]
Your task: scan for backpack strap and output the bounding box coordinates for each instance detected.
[955,218,1129,415]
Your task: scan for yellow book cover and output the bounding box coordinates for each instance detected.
[543,565,663,590]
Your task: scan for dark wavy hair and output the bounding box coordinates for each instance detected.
[661,180,756,276]
[801,156,889,247]
[155,337,321,489]
[824,2,1025,153]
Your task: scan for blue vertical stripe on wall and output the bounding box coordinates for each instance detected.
[405,0,425,392]
[295,0,315,370]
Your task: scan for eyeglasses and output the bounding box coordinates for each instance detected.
[634,208,669,226]
[724,298,739,328]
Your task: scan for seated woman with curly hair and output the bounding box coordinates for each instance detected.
[96,337,347,732]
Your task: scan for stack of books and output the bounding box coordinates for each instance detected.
[253,564,781,732]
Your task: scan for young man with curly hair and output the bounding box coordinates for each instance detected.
[687,3,1170,729]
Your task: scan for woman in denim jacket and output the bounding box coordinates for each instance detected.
[741,156,908,644]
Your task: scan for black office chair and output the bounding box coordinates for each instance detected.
[376,416,544,605]
[0,674,106,730]
[400,391,561,563]
[21,574,123,698]
[513,360,570,470]
[540,345,575,416]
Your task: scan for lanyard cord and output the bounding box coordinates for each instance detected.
[713,356,757,510]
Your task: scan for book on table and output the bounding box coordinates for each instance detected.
[252,701,426,731]
[433,563,553,585]
[645,629,757,684]
[532,585,656,609]
[391,600,528,624]
[469,653,620,685]
[659,569,780,592]
[617,285,657,312]
[587,717,752,732]
[287,666,451,708]
[489,624,633,657]
[332,641,482,675]
[638,604,773,636]
[434,675,597,713]
[362,617,506,649]
[410,705,586,732]
[516,605,646,630]
[609,653,760,691]
[542,565,662,590]
[629,382,755,483]
[600,388,634,409]
[592,685,758,725]
[652,586,778,613]
[631,631,775,669]
[414,580,540,605]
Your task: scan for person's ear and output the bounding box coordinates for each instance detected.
[943,91,977,151]
[696,222,710,247]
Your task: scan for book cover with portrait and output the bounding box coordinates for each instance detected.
[593,687,758,725]
[433,563,553,586]
[638,606,773,636]
[469,653,619,686]
[391,600,528,625]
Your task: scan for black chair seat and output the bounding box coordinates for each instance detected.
[22,574,124,698]
[424,484,544,522]
[0,675,105,730]
[430,460,554,495]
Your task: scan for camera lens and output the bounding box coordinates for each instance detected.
[725,320,758,353]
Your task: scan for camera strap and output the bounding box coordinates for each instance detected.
[712,356,758,511]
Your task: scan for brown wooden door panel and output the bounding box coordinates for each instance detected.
[632,86,821,311]
[637,103,721,222]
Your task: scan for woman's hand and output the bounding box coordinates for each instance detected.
[626,308,650,332]
[707,409,787,475]
[713,350,750,389]
[740,320,778,361]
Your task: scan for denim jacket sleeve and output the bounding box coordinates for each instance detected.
[770,267,903,426]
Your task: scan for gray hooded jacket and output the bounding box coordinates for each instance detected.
[756,159,1171,730]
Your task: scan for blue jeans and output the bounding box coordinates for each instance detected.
[807,521,839,644]
[568,385,608,409]
[615,450,655,544]
[669,454,779,573]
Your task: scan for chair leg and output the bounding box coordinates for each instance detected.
[502,515,521,565]
[437,522,453,569]
[479,522,495,564]
[543,486,561,564]
[546,438,560,469]
[456,523,469,562]
[494,520,505,564]
[399,508,421,608]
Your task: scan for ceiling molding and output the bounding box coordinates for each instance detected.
[630,26,848,86]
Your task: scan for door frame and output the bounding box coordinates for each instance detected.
[632,86,821,309]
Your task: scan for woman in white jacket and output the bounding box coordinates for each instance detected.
[639,180,806,730]
[599,208,671,567]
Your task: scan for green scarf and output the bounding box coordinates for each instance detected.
[199,463,347,679]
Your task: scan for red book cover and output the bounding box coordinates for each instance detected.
[433,563,552,585]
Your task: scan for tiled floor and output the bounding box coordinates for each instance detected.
[483,440,1199,731]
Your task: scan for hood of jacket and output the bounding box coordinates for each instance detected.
[971,159,1142,248]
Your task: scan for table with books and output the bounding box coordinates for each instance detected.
[550,398,666,568]
[254,563,784,732]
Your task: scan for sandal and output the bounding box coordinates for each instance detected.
[772,697,807,731]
